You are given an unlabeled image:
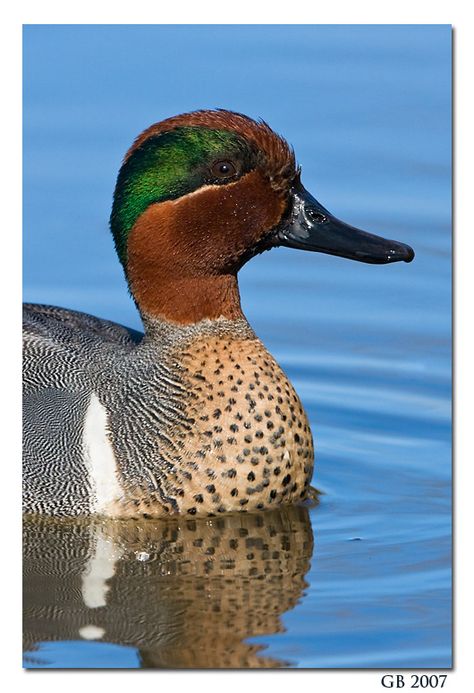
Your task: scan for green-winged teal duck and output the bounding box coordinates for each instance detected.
[23,109,414,517]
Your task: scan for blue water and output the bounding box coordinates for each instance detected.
[23,25,452,668]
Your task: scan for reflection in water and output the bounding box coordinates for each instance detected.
[23,506,314,668]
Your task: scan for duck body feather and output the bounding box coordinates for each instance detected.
[23,304,314,517]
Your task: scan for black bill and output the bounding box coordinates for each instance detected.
[276,175,414,264]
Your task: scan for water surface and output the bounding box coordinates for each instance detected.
[23,24,451,668]
[23,508,313,668]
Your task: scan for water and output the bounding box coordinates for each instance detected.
[23,25,452,668]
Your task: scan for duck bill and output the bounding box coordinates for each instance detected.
[276,177,415,264]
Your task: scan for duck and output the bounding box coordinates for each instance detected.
[23,109,414,518]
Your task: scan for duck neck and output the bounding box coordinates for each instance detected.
[131,272,245,327]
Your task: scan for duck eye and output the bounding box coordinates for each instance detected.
[210,160,237,179]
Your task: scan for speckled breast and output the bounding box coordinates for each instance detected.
[166,335,314,515]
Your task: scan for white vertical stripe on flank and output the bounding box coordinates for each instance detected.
[83,392,122,514]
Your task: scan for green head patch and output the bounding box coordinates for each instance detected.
[110,126,256,266]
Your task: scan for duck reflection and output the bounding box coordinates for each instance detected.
[23,505,314,668]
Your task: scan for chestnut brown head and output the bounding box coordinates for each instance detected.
[110,109,414,323]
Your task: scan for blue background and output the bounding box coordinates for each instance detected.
[23,24,451,668]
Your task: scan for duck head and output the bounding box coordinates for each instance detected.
[110,109,414,324]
